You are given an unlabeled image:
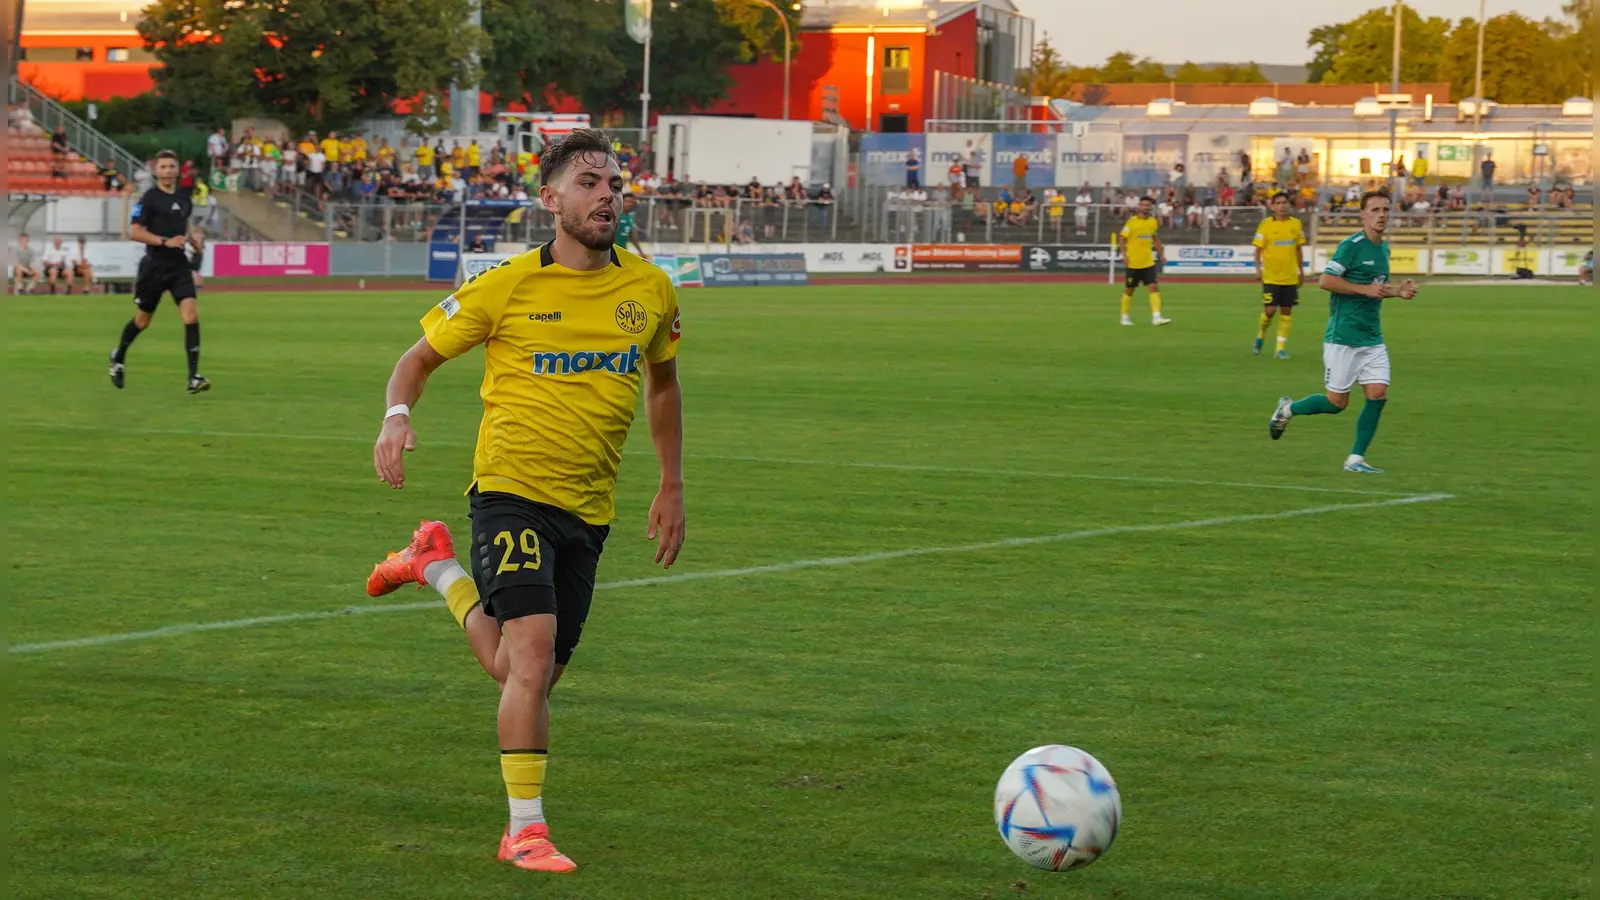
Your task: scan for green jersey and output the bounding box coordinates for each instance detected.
[614,211,636,249]
[1322,230,1389,347]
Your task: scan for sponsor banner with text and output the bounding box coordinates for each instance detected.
[1430,248,1491,275]
[1020,245,1117,272]
[1053,134,1122,188]
[992,133,1057,189]
[1161,245,1256,274]
[460,252,514,282]
[857,133,927,186]
[805,243,911,274]
[210,242,331,277]
[1388,247,1426,275]
[1495,247,1547,275]
[926,133,992,187]
[1545,248,1589,277]
[912,243,1021,270]
[698,253,808,287]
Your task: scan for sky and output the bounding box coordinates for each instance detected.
[1011,0,1571,67]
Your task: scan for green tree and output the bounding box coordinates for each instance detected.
[1441,13,1585,103]
[1096,51,1167,83]
[1306,23,1343,83]
[479,0,625,112]
[1019,33,1074,96]
[140,0,486,134]
[712,0,803,65]
[1173,61,1267,83]
[580,0,749,115]
[1322,4,1451,84]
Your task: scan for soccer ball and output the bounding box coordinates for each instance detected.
[993,744,1121,871]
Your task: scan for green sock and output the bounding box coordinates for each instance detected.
[1290,394,1344,416]
[1351,398,1387,456]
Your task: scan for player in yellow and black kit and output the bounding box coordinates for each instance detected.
[365,130,684,875]
[1252,191,1307,359]
[1117,196,1172,326]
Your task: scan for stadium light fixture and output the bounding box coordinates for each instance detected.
[1247,97,1282,116]
[1562,97,1593,117]
[1145,98,1175,117]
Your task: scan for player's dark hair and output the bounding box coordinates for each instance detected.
[1138,195,1153,203]
[1360,189,1391,210]
[540,129,617,186]
[1271,191,1290,202]
[154,149,179,163]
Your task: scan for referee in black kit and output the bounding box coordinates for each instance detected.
[109,149,210,393]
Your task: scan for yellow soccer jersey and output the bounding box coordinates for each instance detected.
[1120,215,1160,269]
[420,243,680,525]
[1253,217,1306,285]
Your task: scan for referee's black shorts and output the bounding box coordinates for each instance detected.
[468,489,609,666]
[134,258,197,313]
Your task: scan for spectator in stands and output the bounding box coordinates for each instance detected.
[1203,198,1222,231]
[1074,183,1093,235]
[1011,153,1029,193]
[1408,194,1432,225]
[810,182,834,228]
[98,159,124,192]
[1276,148,1293,186]
[70,235,93,294]
[465,139,481,178]
[40,236,70,294]
[1237,149,1252,184]
[133,157,155,195]
[11,234,40,294]
[1295,148,1312,185]
[1527,185,1543,208]
[1449,183,1466,210]
[467,233,487,253]
[963,143,982,189]
[905,148,922,188]
[1435,184,1449,210]
[1122,189,1138,220]
[1168,161,1186,191]
[1219,182,1235,209]
[947,159,962,189]
[1579,250,1593,286]
[1156,193,1174,228]
[1343,181,1362,210]
[1185,197,1202,228]
[206,127,229,174]
[1411,152,1428,186]
[1480,153,1496,190]
[1392,155,1407,183]
[307,142,328,198]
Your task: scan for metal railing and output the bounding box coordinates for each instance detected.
[8,76,148,183]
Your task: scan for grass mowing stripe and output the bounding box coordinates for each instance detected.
[15,420,1418,497]
[8,492,1452,656]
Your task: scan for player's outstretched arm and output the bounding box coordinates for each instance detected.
[374,338,448,490]
[643,357,685,568]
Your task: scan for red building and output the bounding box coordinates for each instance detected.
[16,1,157,101]
[708,0,1034,132]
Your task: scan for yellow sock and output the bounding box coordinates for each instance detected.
[444,577,480,629]
[1148,290,1162,316]
[1277,315,1293,347]
[1258,309,1272,339]
[1120,291,1132,316]
[502,750,548,830]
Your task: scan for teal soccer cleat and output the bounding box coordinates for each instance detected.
[1253,337,1264,355]
[1343,456,1384,474]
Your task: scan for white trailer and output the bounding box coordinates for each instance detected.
[653,116,815,186]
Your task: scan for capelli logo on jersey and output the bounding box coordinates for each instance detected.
[531,344,641,376]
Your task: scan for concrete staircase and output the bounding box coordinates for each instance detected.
[215,190,328,242]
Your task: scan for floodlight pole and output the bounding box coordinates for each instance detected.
[1387,2,1402,194]
[1472,0,1485,144]
[641,29,652,149]
[743,0,793,119]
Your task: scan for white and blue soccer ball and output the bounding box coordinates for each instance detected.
[993,744,1121,871]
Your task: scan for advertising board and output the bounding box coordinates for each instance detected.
[209,242,330,277]
[698,253,808,286]
[1019,245,1117,272]
[912,244,1021,270]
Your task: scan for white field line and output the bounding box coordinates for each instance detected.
[15,421,1415,497]
[9,492,1453,656]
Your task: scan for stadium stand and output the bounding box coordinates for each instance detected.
[7,106,124,196]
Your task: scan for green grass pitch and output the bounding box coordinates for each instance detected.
[7,281,1590,899]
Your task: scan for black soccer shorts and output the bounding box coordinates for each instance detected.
[1262,284,1300,308]
[468,489,609,665]
[1124,266,1158,289]
[133,259,198,313]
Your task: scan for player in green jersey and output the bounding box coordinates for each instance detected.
[1268,191,1416,474]
[614,193,649,259]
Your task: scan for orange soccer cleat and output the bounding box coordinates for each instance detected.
[365,520,457,597]
[498,823,577,873]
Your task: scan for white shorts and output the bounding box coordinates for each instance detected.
[1323,342,1391,393]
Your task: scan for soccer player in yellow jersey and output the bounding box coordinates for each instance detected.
[1252,191,1307,359]
[1116,196,1171,326]
[364,129,685,874]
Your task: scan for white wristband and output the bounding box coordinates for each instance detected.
[384,404,411,420]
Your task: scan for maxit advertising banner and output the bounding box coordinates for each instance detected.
[926,132,992,187]
[992,133,1057,189]
[858,133,927,186]
[1053,133,1122,189]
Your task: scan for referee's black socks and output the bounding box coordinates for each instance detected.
[185,322,201,379]
[112,319,143,364]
